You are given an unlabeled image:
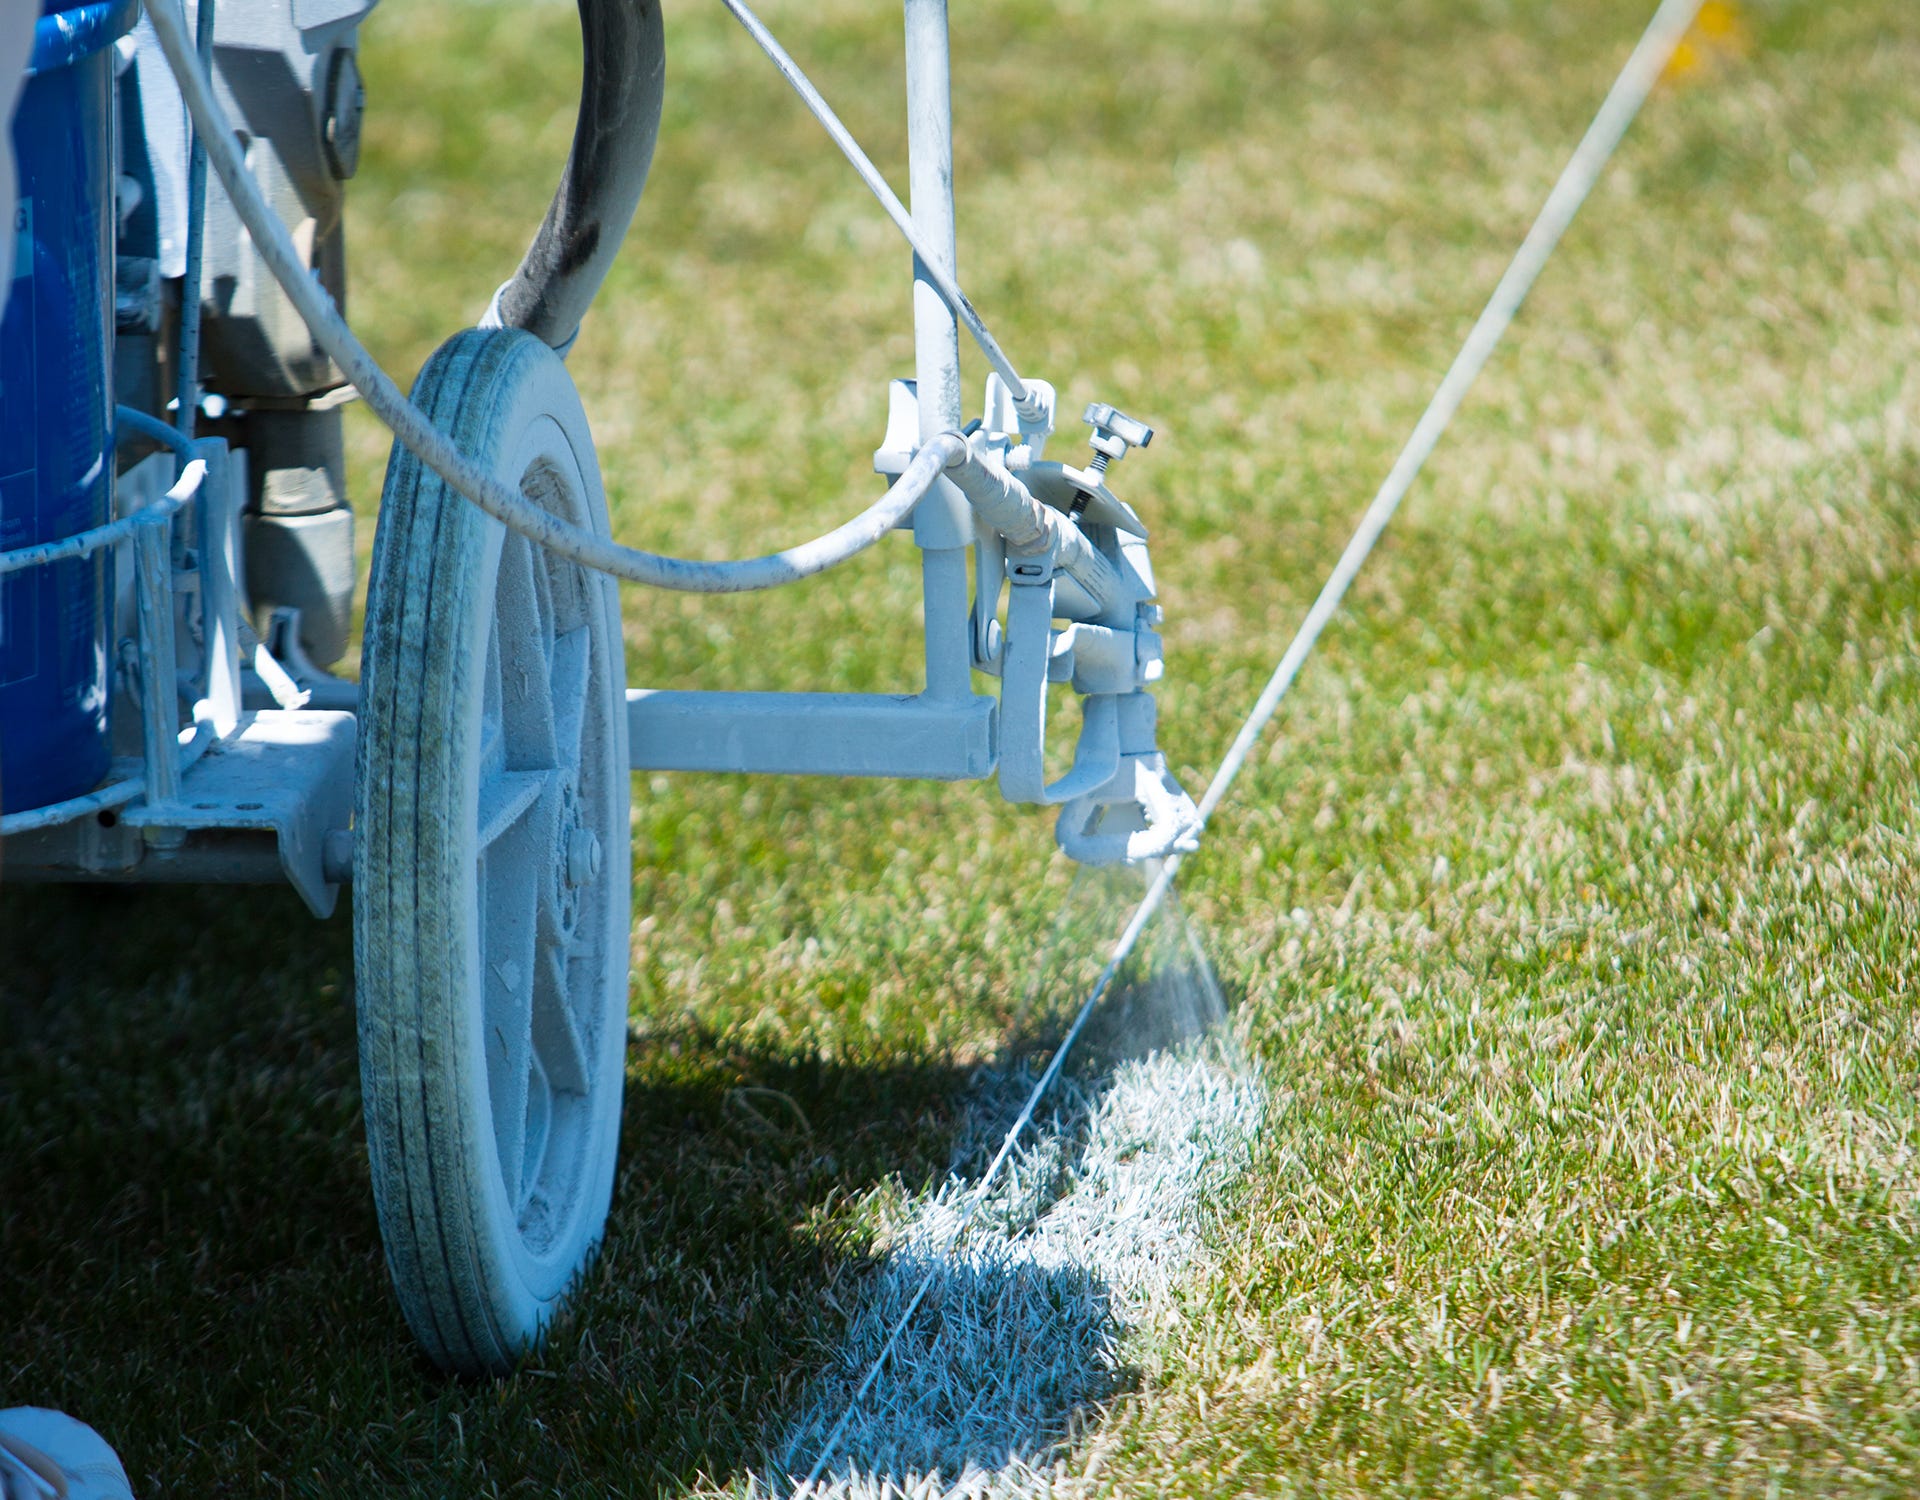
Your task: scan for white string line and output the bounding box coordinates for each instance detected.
[791,0,1705,1489]
[714,0,1037,411]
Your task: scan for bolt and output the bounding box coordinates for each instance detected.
[565,827,602,888]
[974,614,1004,669]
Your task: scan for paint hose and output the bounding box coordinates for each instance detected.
[144,0,970,595]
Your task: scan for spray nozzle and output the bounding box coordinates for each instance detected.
[953,397,1196,866]
[1057,752,1200,867]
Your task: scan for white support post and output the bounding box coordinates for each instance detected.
[133,520,183,808]
[904,0,974,702]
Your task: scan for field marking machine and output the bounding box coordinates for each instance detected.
[0,0,1199,1373]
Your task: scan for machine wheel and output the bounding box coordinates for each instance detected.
[354,328,631,1376]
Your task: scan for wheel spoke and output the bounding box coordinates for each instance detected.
[519,1053,552,1220]
[480,818,543,1210]
[532,939,591,1096]
[476,768,551,851]
[528,531,557,664]
[496,534,560,769]
[548,625,592,773]
[479,614,506,780]
[542,541,589,637]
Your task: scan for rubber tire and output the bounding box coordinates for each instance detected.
[355,328,632,1376]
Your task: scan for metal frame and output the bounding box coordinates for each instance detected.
[0,0,1197,904]
[624,0,999,783]
[0,406,356,915]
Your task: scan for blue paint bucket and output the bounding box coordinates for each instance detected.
[0,0,139,814]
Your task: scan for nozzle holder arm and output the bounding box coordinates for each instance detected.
[941,433,1122,611]
[995,561,1123,805]
[936,430,1198,860]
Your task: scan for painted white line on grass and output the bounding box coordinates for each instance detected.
[761,1045,1265,1499]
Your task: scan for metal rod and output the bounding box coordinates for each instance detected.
[133,521,183,807]
[120,404,199,465]
[192,439,243,738]
[173,0,215,443]
[0,452,203,575]
[715,0,1039,415]
[0,724,214,839]
[904,0,976,700]
[628,686,994,778]
[0,775,145,838]
[918,546,973,701]
[1187,0,1709,841]
[905,0,965,483]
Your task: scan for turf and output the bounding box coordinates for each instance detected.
[5,0,1920,1493]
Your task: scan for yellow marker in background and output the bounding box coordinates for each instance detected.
[1664,0,1751,82]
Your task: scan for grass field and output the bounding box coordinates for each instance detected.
[6,0,1920,1493]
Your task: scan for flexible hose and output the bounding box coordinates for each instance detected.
[947,435,1121,608]
[144,0,960,595]
[482,0,665,351]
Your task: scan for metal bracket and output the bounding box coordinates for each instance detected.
[998,573,1124,805]
[983,371,1056,468]
[628,689,996,780]
[1017,460,1148,539]
[123,708,357,916]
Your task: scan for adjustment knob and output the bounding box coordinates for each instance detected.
[1083,402,1155,463]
